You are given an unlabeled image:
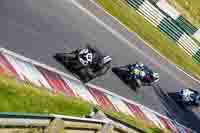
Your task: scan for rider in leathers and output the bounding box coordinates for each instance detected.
[75,45,111,81]
[127,62,159,83]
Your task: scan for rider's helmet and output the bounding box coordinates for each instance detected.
[139,71,146,77]
[79,48,93,66]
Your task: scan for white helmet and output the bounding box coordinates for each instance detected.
[79,48,93,66]
[140,71,146,77]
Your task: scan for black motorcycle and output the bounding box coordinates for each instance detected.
[112,65,159,89]
[53,45,112,83]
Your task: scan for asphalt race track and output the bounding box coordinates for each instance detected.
[0,0,200,131]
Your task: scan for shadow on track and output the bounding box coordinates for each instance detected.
[112,67,138,91]
[152,84,200,132]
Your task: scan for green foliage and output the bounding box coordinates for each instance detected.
[0,74,172,132]
[168,0,200,27]
[104,109,169,133]
[0,75,91,117]
[147,127,164,133]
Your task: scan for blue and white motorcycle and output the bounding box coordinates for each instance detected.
[112,63,159,89]
[173,88,200,106]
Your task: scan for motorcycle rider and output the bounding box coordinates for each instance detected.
[127,63,145,81]
[137,63,159,82]
[181,89,194,102]
[54,44,112,82]
[127,62,159,83]
[180,88,199,103]
[76,45,112,81]
[63,44,106,69]
[175,88,200,106]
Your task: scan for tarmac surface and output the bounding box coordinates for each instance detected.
[0,0,200,131]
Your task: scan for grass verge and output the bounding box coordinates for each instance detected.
[96,0,200,80]
[0,74,91,116]
[0,74,168,132]
[104,109,170,133]
[167,0,200,28]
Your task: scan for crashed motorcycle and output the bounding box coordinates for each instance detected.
[112,64,159,89]
[170,88,200,106]
[53,45,112,83]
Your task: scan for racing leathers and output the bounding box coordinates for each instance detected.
[53,45,111,82]
[127,63,149,81]
[76,45,111,80]
[181,89,194,102]
[180,89,200,103]
[127,63,159,84]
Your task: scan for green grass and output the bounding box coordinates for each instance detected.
[104,109,170,133]
[0,74,170,132]
[167,0,200,27]
[96,0,200,80]
[0,75,91,116]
